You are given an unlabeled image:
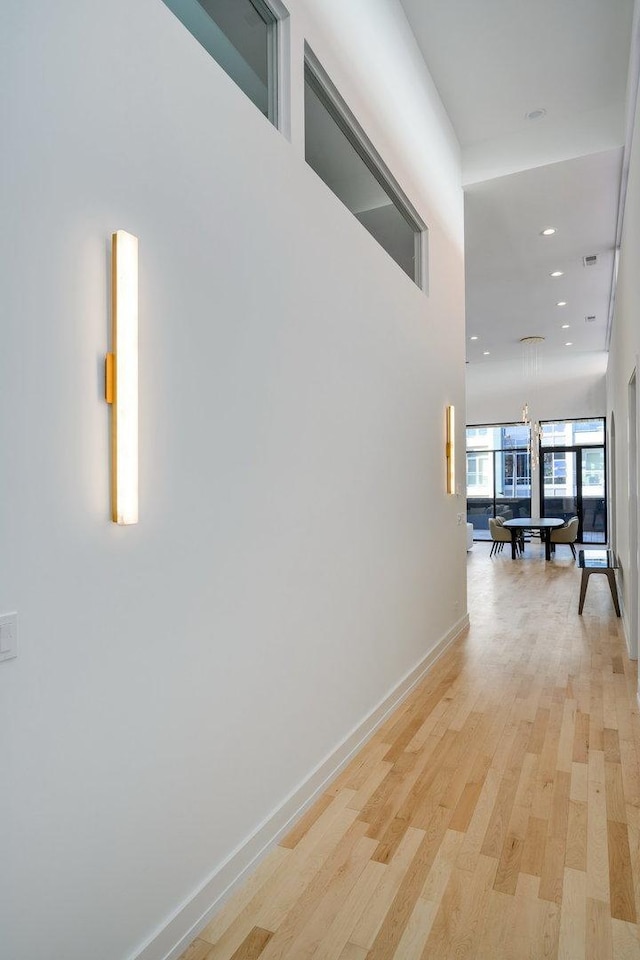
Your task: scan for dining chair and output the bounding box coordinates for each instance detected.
[489,516,515,556]
[495,515,525,553]
[550,516,579,558]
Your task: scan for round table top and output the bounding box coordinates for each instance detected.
[503,517,565,529]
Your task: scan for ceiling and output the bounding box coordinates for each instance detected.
[399,0,635,366]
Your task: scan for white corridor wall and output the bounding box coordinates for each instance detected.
[607,19,640,659]
[0,2,466,958]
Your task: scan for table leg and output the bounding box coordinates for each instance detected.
[511,531,517,560]
[544,530,551,561]
[606,570,621,617]
[579,569,621,616]
[578,570,589,614]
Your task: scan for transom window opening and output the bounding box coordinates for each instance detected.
[161,0,280,124]
[303,53,426,287]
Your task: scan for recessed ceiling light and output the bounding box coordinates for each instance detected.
[565,342,573,346]
[562,324,570,329]
[526,108,547,121]
[483,350,490,355]
[541,227,556,236]
[470,335,478,341]
[556,301,567,307]
[550,271,564,278]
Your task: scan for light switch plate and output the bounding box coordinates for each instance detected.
[0,613,18,662]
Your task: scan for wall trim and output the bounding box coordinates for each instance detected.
[130,613,470,960]
[606,0,640,349]
[621,594,638,663]
[621,594,632,659]
[612,568,639,662]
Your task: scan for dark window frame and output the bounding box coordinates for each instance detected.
[538,417,607,542]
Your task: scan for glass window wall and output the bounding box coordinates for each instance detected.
[540,417,606,543]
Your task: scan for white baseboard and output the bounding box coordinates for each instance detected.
[130,613,470,960]
[622,605,632,659]
[619,591,638,661]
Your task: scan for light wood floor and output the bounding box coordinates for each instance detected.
[180,542,640,959]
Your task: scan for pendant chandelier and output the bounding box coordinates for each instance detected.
[520,336,545,469]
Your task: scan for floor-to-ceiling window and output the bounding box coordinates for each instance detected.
[466,423,531,539]
[539,417,607,543]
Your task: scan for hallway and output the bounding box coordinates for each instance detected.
[180,545,640,960]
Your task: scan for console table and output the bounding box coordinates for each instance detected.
[577,549,620,617]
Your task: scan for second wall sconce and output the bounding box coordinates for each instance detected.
[446,404,455,495]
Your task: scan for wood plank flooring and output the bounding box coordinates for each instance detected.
[180,542,640,959]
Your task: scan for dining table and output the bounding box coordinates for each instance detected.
[502,517,566,560]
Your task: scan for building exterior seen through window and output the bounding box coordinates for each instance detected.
[161,0,279,124]
[540,420,605,496]
[466,423,532,536]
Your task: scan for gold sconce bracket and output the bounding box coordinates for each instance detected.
[105,353,115,404]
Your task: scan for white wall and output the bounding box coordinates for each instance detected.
[607,28,640,657]
[466,352,607,427]
[0,2,466,959]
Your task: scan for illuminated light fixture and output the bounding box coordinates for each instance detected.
[565,342,573,346]
[540,227,556,236]
[520,336,545,470]
[550,270,564,278]
[557,301,567,307]
[470,335,479,340]
[445,405,455,495]
[483,350,490,355]
[562,324,570,329]
[105,230,139,525]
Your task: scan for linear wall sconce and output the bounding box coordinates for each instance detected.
[446,404,455,495]
[105,230,139,524]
